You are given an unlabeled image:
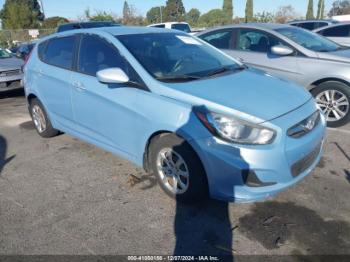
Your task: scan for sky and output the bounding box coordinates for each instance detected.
[0,0,337,20]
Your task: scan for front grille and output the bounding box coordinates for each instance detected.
[0,69,21,77]
[291,143,322,177]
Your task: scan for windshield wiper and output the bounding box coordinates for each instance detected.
[155,75,202,82]
[206,66,245,77]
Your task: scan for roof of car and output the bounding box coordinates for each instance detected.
[196,23,290,35]
[288,19,337,24]
[91,26,178,35]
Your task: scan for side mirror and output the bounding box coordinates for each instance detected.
[271,45,294,56]
[97,68,129,84]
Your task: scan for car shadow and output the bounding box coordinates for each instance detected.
[0,135,15,176]
[0,89,24,99]
[171,106,248,261]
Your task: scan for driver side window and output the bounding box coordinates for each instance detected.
[236,29,283,53]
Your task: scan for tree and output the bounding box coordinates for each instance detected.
[41,16,68,29]
[198,9,226,27]
[0,0,44,29]
[306,0,314,19]
[254,11,275,23]
[222,0,233,24]
[275,5,298,23]
[123,1,131,24]
[186,8,200,26]
[164,0,186,22]
[317,0,325,19]
[245,0,254,22]
[328,0,350,16]
[146,6,165,24]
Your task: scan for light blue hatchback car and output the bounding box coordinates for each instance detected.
[24,27,326,203]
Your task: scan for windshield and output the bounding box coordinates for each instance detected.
[171,23,191,33]
[276,27,342,52]
[116,33,242,82]
[0,49,11,58]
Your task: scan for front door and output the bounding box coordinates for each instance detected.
[70,34,145,156]
[227,28,301,83]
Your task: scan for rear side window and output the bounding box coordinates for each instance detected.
[320,25,350,37]
[42,36,76,70]
[298,22,316,30]
[200,30,233,49]
[151,24,165,28]
[37,41,48,60]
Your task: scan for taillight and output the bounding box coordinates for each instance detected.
[22,50,33,72]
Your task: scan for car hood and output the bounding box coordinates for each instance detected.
[317,48,350,63]
[0,57,23,71]
[159,69,312,123]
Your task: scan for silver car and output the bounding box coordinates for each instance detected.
[0,49,23,93]
[314,22,350,47]
[197,23,350,127]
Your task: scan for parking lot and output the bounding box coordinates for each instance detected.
[0,89,350,257]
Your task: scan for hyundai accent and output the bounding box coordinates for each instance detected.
[23,27,326,202]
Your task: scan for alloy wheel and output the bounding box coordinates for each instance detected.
[315,89,349,122]
[156,148,190,195]
[32,105,47,133]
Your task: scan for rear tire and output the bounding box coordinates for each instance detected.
[149,134,208,203]
[30,98,59,138]
[311,81,350,128]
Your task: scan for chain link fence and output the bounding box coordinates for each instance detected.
[0,29,56,48]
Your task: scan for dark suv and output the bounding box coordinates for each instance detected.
[57,21,121,32]
[288,20,338,31]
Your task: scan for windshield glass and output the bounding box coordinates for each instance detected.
[0,49,11,58]
[171,23,191,33]
[276,27,341,52]
[116,33,242,81]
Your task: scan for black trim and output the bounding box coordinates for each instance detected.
[242,170,276,187]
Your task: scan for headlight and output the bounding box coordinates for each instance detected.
[195,111,276,145]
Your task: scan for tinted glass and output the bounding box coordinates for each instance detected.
[236,29,283,53]
[151,24,165,28]
[200,30,233,49]
[321,25,350,37]
[276,27,341,52]
[117,33,242,81]
[316,22,328,29]
[43,36,75,69]
[78,35,128,76]
[298,22,316,30]
[171,23,191,33]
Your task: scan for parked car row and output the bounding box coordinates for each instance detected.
[197,23,350,127]
[23,26,326,203]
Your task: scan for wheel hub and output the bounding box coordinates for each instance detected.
[316,89,349,122]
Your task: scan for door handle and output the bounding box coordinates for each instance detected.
[72,81,86,91]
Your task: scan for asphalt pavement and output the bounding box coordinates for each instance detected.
[0,90,349,257]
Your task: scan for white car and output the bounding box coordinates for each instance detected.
[148,22,191,33]
[314,23,350,47]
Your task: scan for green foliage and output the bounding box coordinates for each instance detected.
[245,0,254,22]
[146,6,165,24]
[306,0,314,19]
[186,8,200,26]
[328,0,350,16]
[222,0,233,24]
[254,11,275,23]
[123,1,131,23]
[41,16,68,29]
[317,0,325,19]
[164,0,186,22]
[0,0,44,29]
[89,11,115,22]
[198,9,226,27]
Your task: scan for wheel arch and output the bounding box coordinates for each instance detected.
[309,77,350,91]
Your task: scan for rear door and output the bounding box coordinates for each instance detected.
[36,35,78,127]
[317,24,350,47]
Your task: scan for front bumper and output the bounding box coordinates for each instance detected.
[190,99,326,203]
[0,73,23,92]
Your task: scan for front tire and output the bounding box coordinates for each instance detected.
[312,81,350,128]
[149,134,208,203]
[30,98,59,138]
